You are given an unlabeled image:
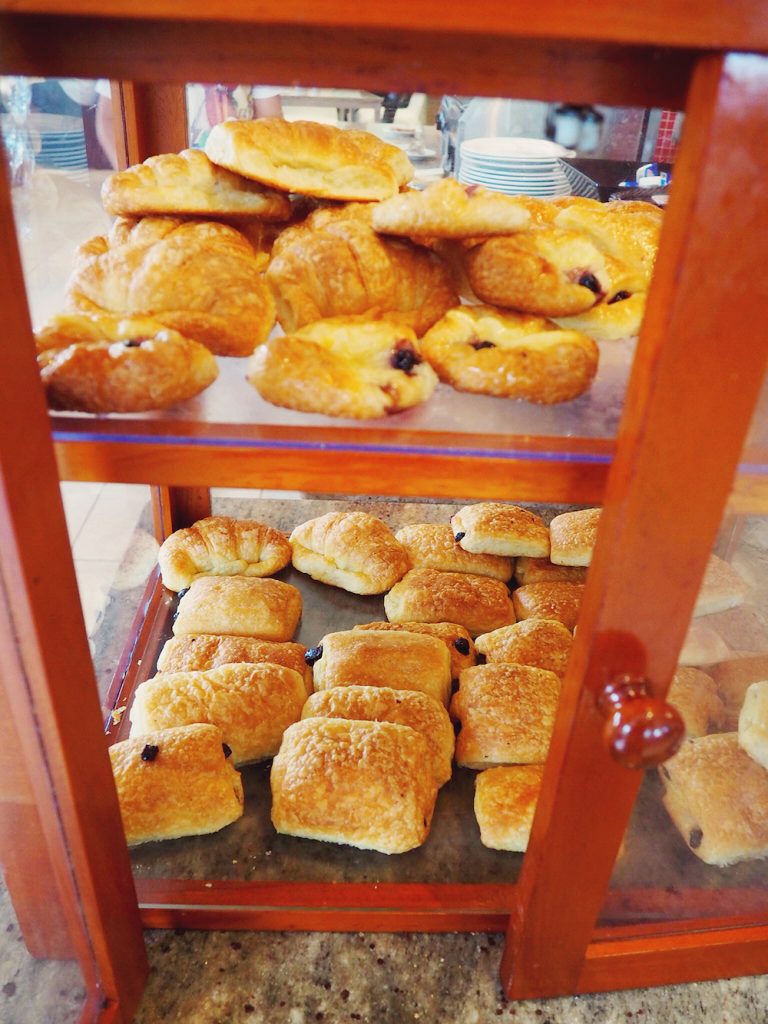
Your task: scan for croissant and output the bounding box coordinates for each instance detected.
[66,216,275,356]
[158,515,291,591]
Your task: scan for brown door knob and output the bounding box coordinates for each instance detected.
[596,676,685,769]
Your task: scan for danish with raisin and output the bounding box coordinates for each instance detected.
[394,523,513,581]
[172,576,302,641]
[420,305,598,404]
[353,620,476,679]
[451,502,550,558]
[156,635,312,692]
[549,507,601,566]
[384,568,515,637]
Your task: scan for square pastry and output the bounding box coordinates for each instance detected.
[474,765,544,852]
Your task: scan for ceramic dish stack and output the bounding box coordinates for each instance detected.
[458,137,572,198]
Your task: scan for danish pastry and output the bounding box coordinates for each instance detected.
[247,317,438,420]
[474,765,544,852]
[308,629,452,706]
[155,635,312,693]
[109,723,243,846]
[514,556,587,586]
[353,620,476,679]
[264,203,457,335]
[35,312,218,413]
[474,619,573,677]
[553,292,646,342]
[271,717,437,854]
[101,148,292,221]
[451,503,550,558]
[206,118,413,201]
[129,662,307,764]
[384,568,515,637]
[738,681,768,770]
[302,685,454,786]
[289,511,410,594]
[512,582,584,631]
[666,667,725,739]
[709,654,768,729]
[158,515,291,592]
[660,733,768,865]
[451,663,561,768]
[66,216,275,356]
[549,508,601,566]
[420,305,598,404]
[371,177,531,239]
[394,523,513,581]
[172,576,302,641]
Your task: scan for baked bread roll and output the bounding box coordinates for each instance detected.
[265,203,457,336]
[451,663,561,768]
[678,622,730,667]
[463,227,616,317]
[172,576,302,641]
[101,148,292,221]
[694,555,748,617]
[549,508,601,567]
[247,317,438,419]
[709,654,768,729]
[512,582,584,631]
[35,312,218,413]
[420,305,598,404]
[371,178,531,239]
[302,685,454,786]
[667,667,725,739]
[155,635,312,693]
[660,733,768,865]
[514,556,587,586]
[206,118,413,201]
[130,662,307,764]
[474,619,573,677]
[385,568,515,637]
[352,620,476,679]
[738,681,768,770]
[289,511,410,595]
[394,523,513,581]
[158,516,291,592]
[308,629,452,707]
[66,216,275,357]
[474,765,544,852]
[109,723,243,846]
[451,503,550,558]
[270,718,437,854]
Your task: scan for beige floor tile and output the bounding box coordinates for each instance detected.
[72,483,151,561]
[60,481,103,545]
[74,559,120,637]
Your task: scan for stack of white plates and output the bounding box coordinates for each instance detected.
[458,137,572,198]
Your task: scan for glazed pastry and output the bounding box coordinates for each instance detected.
[101,148,292,220]
[451,663,561,768]
[352,620,476,680]
[205,118,413,201]
[463,227,615,317]
[66,216,275,357]
[302,684,454,786]
[553,292,646,343]
[709,654,768,729]
[394,523,513,581]
[270,718,437,854]
[155,635,313,693]
[129,662,307,764]
[660,733,768,866]
[451,503,550,558]
[694,555,748,617]
[35,312,218,413]
[512,582,584,631]
[678,622,730,668]
[514,556,587,586]
[549,508,601,567]
[158,516,291,591]
[308,629,452,707]
[667,667,725,739]
[289,511,410,595]
[247,317,438,420]
[474,765,544,852]
[474,619,573,677]
[420,305,598,404]
[172,576,302,641]
[384,568,515,637]
[738,681,768,770]
[109,723,243,846]
[371,178,531,239]
[265,203,457,336]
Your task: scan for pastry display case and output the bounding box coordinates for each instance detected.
[2,4,768,1020]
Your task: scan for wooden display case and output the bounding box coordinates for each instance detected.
[2,2,768,1016]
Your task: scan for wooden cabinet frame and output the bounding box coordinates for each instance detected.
[2,2,768,1008]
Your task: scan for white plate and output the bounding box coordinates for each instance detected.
[461,136,574,159]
